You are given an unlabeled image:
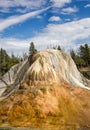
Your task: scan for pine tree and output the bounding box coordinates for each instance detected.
[79,44,90,66]
[57,45,61,50]
[0,48,20,76]
[70,49,86,68]
[29,42,37,64]
[29,42,37,56]
[70,49,76,59]
[0,48,10,75]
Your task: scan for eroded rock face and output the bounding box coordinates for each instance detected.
[0,49,90,97]
[0,49,90,128]
[0,59,29,97]
[24,49,90,90]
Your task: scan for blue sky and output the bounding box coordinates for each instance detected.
[0,0,90,55]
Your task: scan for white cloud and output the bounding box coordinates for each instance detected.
[0,0,72,13]
[9,0,43,8]
[0,0,46,13]
[0,7,50,32]
[0,0,72,10]
[0,18,90,55]
[84,4,90,8]
[48,16,61,22]
[50,0,71,7]
[0,38,29,56]
[61,6,78,14]
[30,18,90,51]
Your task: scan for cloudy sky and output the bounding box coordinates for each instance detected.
[0,0,90,55]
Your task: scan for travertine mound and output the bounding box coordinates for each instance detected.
[0,49,90,129]
[24,49,90,90]
[0,49,90,98]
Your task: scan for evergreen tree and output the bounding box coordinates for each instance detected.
[29,42,37,64]
[70,49,86,68]
[0,48,11,75]
[79,44,90,66]
[57,45,61,50]
[70,49,76,60]
[11,53,20,65]
[29,42,37,56]
[52,45,61,50]
[0,48,20,76]
[70,44,90,79]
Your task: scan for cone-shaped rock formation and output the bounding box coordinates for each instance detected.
[0,49,90,129]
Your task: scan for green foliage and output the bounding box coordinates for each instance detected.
[57,45,61,50]
[82,71,90,79]
[79,44,90,66]
[0,48,20,76]
[53,45,61,50]
[70,49,86,68]
[29,42,37,64]
[11,53,20,66]
[70,44,90,79]
[29,42,37,57]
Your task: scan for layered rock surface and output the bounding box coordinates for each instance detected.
[24,49,90,89]
[0,59,29,97]
[0,49,90,129]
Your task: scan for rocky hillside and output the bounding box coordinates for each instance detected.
[0,49,90,129]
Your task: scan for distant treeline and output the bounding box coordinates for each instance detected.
[70,44,90,68]
[0,48,20,76]
[70,44,90,79]
[0,42,37,76]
